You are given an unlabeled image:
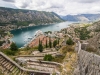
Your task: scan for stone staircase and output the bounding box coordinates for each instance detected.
[0,52,50,75]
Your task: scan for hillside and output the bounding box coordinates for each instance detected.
[87,21,100,54]
[0,7,63,26]
[61,20,100,55]
[61,14,100,21]
[60,21,100,75]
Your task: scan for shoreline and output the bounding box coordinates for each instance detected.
[11,21,77,48]
[10,22,61,49]
[10,22,59,32]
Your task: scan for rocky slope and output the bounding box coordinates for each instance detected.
[61,20,100,54]
[61,14,100,21]
[87,21,100,54]
[0,7,63,26]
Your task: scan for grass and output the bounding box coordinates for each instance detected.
[0,68,4,75]
[60,51,77,75]
[0,46,37,61]
[16,46,38,55]
[59,44,77,75]
[53,55,65,63]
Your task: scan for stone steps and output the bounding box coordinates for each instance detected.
[0,52,51,75]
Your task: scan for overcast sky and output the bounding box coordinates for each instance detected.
[0,0,100,15]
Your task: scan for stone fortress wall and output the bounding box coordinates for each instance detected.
[74,41,100,75]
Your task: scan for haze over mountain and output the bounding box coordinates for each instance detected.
[61,14,100,21]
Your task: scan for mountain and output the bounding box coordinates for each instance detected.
[61,14,100,21]
[0,7,63,26]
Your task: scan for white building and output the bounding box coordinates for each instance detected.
[34,30,43,37]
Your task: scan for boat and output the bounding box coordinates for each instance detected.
[28,37,32,39]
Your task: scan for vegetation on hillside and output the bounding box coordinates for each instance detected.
[74,26,91,40]
[0,29,7,37]
[0,41,5,46]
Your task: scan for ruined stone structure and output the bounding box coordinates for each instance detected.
[0,52,50,75]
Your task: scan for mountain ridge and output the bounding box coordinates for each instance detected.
[61,14,100,21]
[0,7,63,26]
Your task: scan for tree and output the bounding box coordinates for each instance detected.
[45,39,48,48]
[53,40,57,48]
[44,54,53,61]
[10,42,18,51]
[38,39,43,52]
[66,38,74,45]
[49,37,52,48]
[5,50,15,55]
[26,45,30,50]
[57,38,59,44]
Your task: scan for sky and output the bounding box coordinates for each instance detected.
[0,0,100,16]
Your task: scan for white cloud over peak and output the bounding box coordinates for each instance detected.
[0,0,100,15]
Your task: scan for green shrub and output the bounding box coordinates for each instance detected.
[3,50,16,55]
[44,54,53,61]
[10,42,18,51]
[66,38,74,45]
[0,41,5,46]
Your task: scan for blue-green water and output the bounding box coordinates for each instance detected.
[10,22,75,48]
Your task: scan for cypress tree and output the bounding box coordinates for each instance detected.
[10,42,18,51]
[38,39,43,52]
[57,38,59,44]
[49,37,52,48]
[46,39,48,48]
[53,40,57,48]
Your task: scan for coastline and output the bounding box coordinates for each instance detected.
[10,21,75,48]
[10,22,60,49]
[10,22,59,32]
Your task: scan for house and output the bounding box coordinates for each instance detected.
[34,30,43,37]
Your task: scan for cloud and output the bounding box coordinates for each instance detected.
[3,0,15,2]
[77,0,99,3]
[0,0,17,8]
[0,0,100,15]
[69,0,99,3]
[20,2,29,8]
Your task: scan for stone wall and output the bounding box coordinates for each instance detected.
[74,41,100,75]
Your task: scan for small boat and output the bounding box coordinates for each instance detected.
[28,37,32,39]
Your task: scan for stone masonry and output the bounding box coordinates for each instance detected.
[74,41,100,75]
